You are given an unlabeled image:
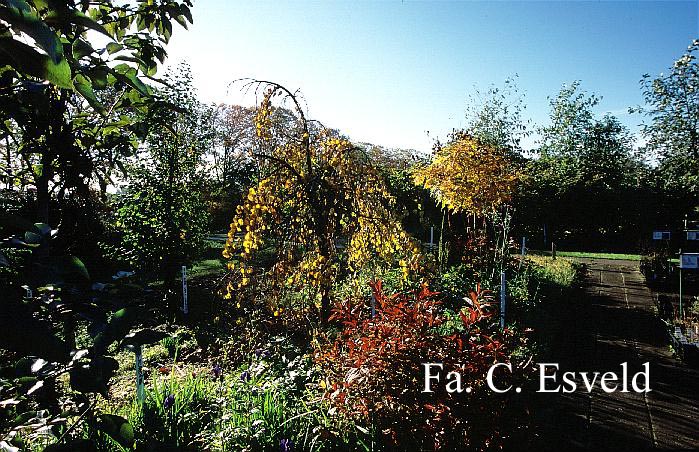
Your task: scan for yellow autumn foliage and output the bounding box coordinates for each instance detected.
[413,134,519,215]
[223,84,422,312]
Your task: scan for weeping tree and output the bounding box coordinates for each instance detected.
[223,81,421,323]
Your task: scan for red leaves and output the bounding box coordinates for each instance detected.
[459,283,494,328]
[315,279,524,450]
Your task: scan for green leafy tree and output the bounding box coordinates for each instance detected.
[637,39,699,215]
[109,64,212,289]
[519,83,647,248]
[464,75,531,154]
[0,0,193,227]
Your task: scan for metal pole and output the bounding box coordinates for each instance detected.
[371,293,376,318]
[679,265,683,320]
[430,226,434,252]
[521,236,526,257]
[500,271,506,329]
[678,249,683,320]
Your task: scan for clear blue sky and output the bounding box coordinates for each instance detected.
[166,1,699,152]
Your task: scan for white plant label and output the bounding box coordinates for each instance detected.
[182,265,188,314]
[135,346,145,402]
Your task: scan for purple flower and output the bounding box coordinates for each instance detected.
[240,370,250,383]
[212,363,223,380]
[279,438,293,452]
[163,393,175,410]
[254,348,271,359]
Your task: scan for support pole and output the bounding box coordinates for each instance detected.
[500,271,506,329]
[181,265,188,315]
[679,266,683,321]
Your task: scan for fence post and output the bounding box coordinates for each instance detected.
[371,292,376,319]
[429,226,434,252]
[500,271,506,329]
[181,265,188,315]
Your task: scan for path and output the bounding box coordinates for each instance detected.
[533,258,699,450]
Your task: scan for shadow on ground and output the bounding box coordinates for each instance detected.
[526,259,699,451]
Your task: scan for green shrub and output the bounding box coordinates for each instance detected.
[640,249,671,283]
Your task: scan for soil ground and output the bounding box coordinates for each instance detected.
[532,258,699,451]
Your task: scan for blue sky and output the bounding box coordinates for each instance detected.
[166,1,699,152]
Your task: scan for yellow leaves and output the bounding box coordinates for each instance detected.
[413,135,519,215]
[223,82,425,308]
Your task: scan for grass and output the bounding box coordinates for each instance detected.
[189,258,226,277]
[528,250,642,261]
[526,255,582,288]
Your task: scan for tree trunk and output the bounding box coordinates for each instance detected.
[36,149,51,226]
[320,283,330,325]
[5,136,11,189]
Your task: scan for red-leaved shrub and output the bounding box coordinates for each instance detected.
[314,280,532,450]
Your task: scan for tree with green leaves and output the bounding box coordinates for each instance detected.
[464,75,531,155]
[108,64,212,292]
[519,82,648,248]
[0,3,192,447]
[637,39,699,215]
[0,0,193,228]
